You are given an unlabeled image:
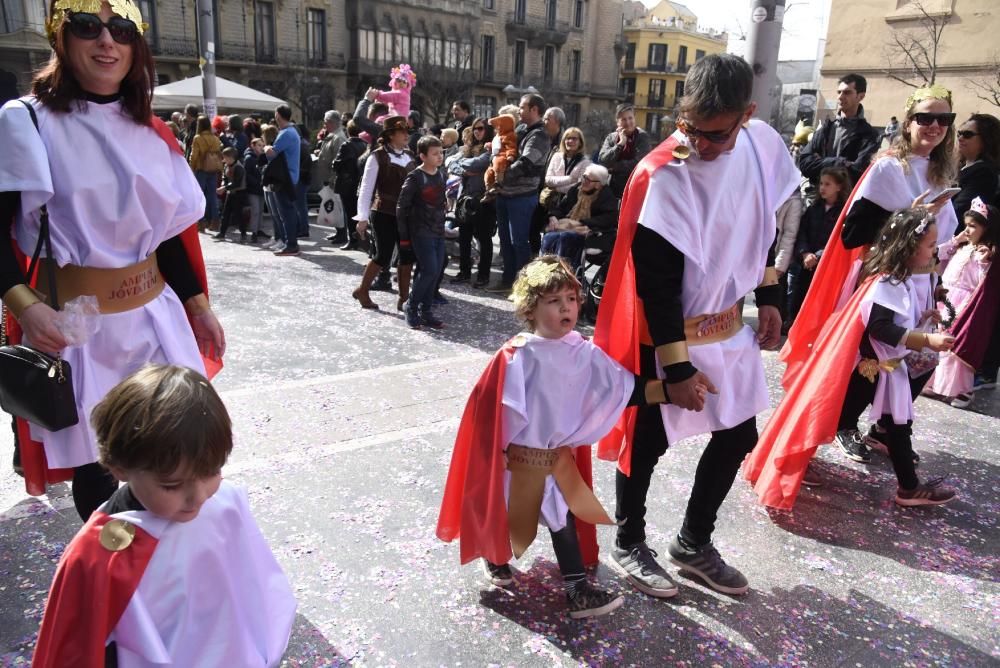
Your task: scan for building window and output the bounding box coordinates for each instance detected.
[429,37,443,67]
[543,45,556,81]
[481,34,495,78]
[647,44,667,72]
[380,31,394,65]
[255,1,275,63]
[394,33,411,63]
[619,77,636,102]
[460,41,473,70]
[513,40,526,78]
[648,79,665,107]
[571,49,581,85]
[474,95,496,119]
[446,40,459,69]
[0,0,25,32]
[573,0,584,28]
[645,112,661,136]
[134,0,156,48]
[307,8,326,64]
[674,80,685,102]
[546,0,557,30]
[412,35,427,64]
[565,102,580,125]
[359,29,376,61]
[514,0,526,23]
[695,49,705,62]
[483,0,495,9]
[677,45,688,71]
[624,42,635,70]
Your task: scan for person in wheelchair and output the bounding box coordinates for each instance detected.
[540,164,619,268]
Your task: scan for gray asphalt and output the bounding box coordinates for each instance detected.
[1,221,997,667]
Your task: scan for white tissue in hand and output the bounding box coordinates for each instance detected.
[55,295,101,346]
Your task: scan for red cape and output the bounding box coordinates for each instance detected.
[951,259,1000,368]
[779,165,873,389]
[32,511,158,668]
[436,340,599,567]
[592,136,680,476]
[744,276,877,509]
[8,117,219,496]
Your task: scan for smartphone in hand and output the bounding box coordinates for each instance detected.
[931,187,961,204]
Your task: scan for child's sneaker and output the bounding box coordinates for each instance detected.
[835,429,871,463]
[420,308,444,329]
[895,477,957,507]
[973,373,997,390]
[403,303,422,330]
[481,560,514,586]
[566,582,623,619]
[667,535,749,595]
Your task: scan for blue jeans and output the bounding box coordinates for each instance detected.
[497,192,538,285]
[540,230,586,268]
[410,235,446,311]
[264,190,285,241]
[295,180,310,236]
[195,170,219,221]
[272,189,300,250]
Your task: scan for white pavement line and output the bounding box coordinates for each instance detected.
[219,352,488,398]
[223,418,463,477]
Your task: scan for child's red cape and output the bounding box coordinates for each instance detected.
[779,164,874,389]
[7,117,220,496]
[744,276,877,509]
[592,136,680,476]
[32,511,158,668]
[436,339,600,567]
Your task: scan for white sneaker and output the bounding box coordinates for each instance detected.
[950,393,973,409]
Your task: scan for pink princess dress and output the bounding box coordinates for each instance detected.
[374,64,416,124]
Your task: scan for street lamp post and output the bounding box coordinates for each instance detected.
[196,0,218,118]
[745,0,785,123]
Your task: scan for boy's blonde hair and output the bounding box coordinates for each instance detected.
[510,255,581,331]
[440,127,459,145]
[92,365,233,478]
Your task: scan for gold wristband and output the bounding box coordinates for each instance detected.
[183,293,210,316]
[904,330,927,351]
[656,341,690,366]
[643,379,667,405]
[759,266,779,288]
[2,284,44,319]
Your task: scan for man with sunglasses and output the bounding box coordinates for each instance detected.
[798,73,880,199]
[595,54,800,598]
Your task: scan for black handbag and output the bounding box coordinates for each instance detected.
[262,152,292,194]
[0,101,78,431]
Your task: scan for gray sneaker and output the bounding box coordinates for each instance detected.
[610,542,679,598]
[667,536,749,595]
[835,429,871,463]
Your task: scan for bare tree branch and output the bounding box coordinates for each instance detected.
[966,55,1000,110]
[882,0,950,87]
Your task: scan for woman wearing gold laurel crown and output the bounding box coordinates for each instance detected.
[0,0,225,518]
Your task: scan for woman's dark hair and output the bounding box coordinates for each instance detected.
[228,114,243,133]
[32,2,156,124]
[462,116,494,157]
[679,54,753,119]
[346,119,361,137]
[964,204,1000,251]
[862,208,936,283]
[967,113,1000,166]
[196,114,211,134]
[819,166,852,205]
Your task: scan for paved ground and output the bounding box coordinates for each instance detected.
[1,222,998,667]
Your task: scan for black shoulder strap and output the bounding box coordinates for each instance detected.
[17,99,58,310]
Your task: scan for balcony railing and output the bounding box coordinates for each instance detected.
[504,11,569,47]
[152,38,343,69]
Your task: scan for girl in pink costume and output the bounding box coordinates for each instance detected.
[926,197,999,407]
[375,64,416,123]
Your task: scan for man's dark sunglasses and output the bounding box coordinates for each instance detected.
[67,12,139,45]
[677,116,743,144]
[957,130,979,139]
[912,112,956,127]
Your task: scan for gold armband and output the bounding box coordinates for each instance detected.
[643,379,667,405]
[904,330,927,351]
[2,284,44,319]
[183,293,210,316]
[656,341,690,366]
[759,266,779,288]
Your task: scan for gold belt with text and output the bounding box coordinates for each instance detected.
[36,255,164,314]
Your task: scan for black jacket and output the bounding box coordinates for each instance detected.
[332,137,368,198]
[795,199,843,261]
[242,148,264,196]
[797,106,880,185]
[954,160,999,218]
[553,184,620,232]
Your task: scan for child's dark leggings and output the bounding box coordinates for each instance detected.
[490,511,585,582]
[837,368,918,489]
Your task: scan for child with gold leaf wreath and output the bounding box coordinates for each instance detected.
[436,256,678,619]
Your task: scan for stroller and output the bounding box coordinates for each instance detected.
[574,228,617,324]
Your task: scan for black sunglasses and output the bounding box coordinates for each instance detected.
[957,130,979,139]
[66,12,139,45]
[677,116,743,144]
[473,125,486,131]
[912,112,956,127]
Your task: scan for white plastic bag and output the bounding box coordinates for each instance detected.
[317,186,344,229]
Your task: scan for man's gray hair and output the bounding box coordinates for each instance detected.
[583,163,610,186]
[544,106,566,126]
[679,54,753,119]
